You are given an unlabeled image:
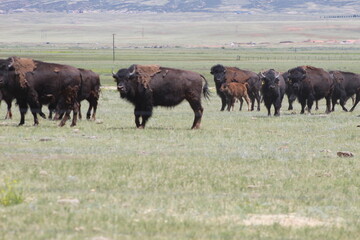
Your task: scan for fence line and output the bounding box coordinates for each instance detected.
[236,55,360,61]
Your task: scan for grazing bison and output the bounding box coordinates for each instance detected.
[260,69,286,116]
[219,82,251,111]
[78,68,101,120]
[0,88,14,119]
[113,64,210,129]
[330,70,360,112]
[210,64,261,111]
[287,66,334,114]
[0,57,81,126]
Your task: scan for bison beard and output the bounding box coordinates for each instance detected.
[114,64,210,129]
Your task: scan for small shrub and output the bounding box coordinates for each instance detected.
[0,179,24,207]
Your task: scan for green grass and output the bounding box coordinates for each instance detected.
[1,14,360,239]
[1,79,360,239]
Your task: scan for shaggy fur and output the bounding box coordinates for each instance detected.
[10,57,37,88]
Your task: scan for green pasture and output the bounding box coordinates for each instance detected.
[0,46,360,240]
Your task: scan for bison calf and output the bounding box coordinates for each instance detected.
[220,82,251,111]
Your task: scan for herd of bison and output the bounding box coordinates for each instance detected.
[0,57,359,129]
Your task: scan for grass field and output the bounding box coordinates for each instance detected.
[1,13,360,240]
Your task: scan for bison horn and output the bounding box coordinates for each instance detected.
[112,70,116,78]
[129,65,136,76]
[8,57,15,68]
[275,73,280,79]
[260,72,266,78]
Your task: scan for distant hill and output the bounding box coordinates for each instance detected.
[0,0,359,16]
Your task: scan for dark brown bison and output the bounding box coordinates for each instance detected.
[287,66,334,114]
[330,70,360,112]
[260,69,286,116]
[77,68,101,120]
[0,88,13,119]
[219,82,250,111]
[282,71,297,110]
[113,64,210,129]
[210,64,261,111]
[0,57,81,126]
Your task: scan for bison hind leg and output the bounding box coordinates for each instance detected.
[188,100,203,129]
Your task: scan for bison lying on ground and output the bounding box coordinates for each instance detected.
[330,70,360,112]
[287,66,334,114]
[219,82,251,111]
[0,57,81,126]
[210,64,261,111]
[113,64,210,129]
[260,69,286,116]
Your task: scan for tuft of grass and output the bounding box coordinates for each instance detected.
[0,179,24,207]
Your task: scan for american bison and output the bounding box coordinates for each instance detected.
[282,71,297,111]
[260,69,286,116]
[330,70,360,112]
[113,64,210,129]
[0,57,82,126]
[219,82,251,111]
[287,66,334,114]
[210,64,261,111]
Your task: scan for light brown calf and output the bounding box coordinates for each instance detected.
[220,82,251,111]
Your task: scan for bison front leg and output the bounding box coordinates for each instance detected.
[265,101,272,116]
[134,107,142,128]
[18,102,28,126]
[274,98,282,117]
[5,103,12,119]
[220,94,227,111]
[307,97,314,114]
[299,98,306,114]
[325,95,332,114]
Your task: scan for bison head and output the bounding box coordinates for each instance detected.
[0,58,13,88]
[287,67,306,92]
[210,64,227,84]
[113,65,137,98]
[260,69,280,91]
[219,83,230,94]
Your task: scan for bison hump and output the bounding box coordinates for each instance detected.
[10,57,37,88]
[135,64,161,88]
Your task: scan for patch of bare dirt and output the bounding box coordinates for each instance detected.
[242,214,333,227]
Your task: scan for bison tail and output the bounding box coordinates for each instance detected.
[201,75,211,100]
[244,82,250,90]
